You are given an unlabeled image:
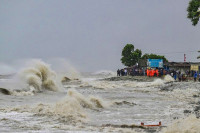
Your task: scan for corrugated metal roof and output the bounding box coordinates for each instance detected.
[164,62,200,67]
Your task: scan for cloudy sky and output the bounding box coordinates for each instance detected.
[0,0,200,72]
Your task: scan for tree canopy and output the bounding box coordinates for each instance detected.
[187,0,200,26]
[121,44,142,67]
[141,53,168,63]
[121,44,168,67]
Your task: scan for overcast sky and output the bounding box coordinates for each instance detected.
[0,0,200,72]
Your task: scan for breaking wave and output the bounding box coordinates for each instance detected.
[18,60,61,93]
[67,89,109,109]
[161,115,200,133]
[1,89,109,123]
[0,60,64,96]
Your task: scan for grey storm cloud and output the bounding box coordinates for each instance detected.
[0,0,200,71]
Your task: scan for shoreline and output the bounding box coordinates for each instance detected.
[103,75,197,82]
[103,76,163,82]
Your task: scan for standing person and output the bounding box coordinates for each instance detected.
[121,69,125,76]
[194,71,197,82]
[149,69,152,77]
[174,73,177,81]
[178,72,182,82]
[117,69,120,76]
[124,69,127,76]
[160,69,163,76]
[199,72,200,82]
[120,69,123,76]
[143,68,146,76]
[147,68,149,76]
[173,70,177,80]
[155,69,159,77]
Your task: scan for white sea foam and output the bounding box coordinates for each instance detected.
[161,115,200,133]
[164,74,175,82]
[79,78,167,90]
[1,89,109,124]
[151,79,165,86]
[2,67,199,133]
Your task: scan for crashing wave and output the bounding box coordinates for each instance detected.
[19,60,60,92]
[1,89,109,123]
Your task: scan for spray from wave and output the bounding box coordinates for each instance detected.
[0,60,64,96]
[19,60,60,92]
[48,58,81,80]
[92,70,116,78]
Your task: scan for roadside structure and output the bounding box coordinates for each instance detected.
[164,62,200,73]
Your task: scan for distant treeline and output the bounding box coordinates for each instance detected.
[121,44,168,67]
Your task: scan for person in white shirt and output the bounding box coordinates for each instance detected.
[124,69,127,76]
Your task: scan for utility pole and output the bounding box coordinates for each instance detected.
[184,54,186,62]
[184,54,186,73]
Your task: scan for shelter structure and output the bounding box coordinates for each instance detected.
[164,62,200,73]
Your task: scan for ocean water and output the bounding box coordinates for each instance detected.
[0,60,200,133]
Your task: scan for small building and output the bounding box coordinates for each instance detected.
[164,62,200,73]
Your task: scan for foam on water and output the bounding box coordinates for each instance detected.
[163,75,175,82]
[1,89,109,124]
[151,79,165,87]
[157,82,200,103]
[161,115,200,133]
[80,78,167,90]
[1,67,200,132]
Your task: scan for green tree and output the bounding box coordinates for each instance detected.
[187,0,200,26]
[141,53,168,62]
[121,44,142,67]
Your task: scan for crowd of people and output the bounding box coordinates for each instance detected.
[117,67,200,82]
[169,70,200,82]
[117,68,164,77]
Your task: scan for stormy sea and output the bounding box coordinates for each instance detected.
[0,60,200,133]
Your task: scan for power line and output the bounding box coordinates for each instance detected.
[153,50,198,55]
